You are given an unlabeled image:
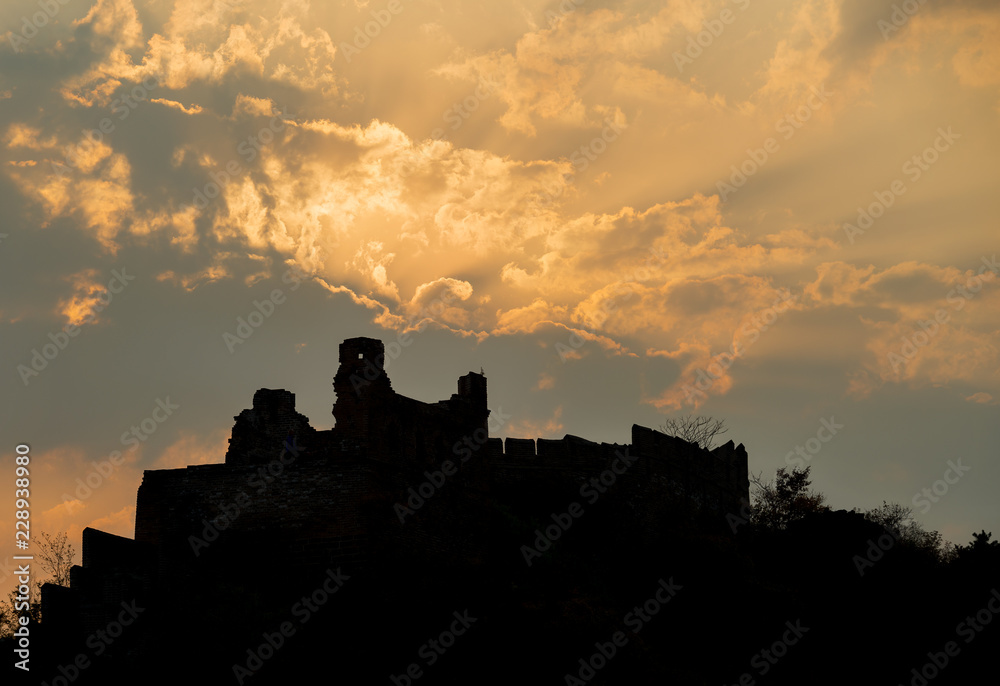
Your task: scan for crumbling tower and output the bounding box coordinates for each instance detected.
[224,388,316,465]
[455,370,489,436]
[331,337,394,449]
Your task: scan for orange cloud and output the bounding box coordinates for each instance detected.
[86,506,136,539]
[505,406,564,439]
[535,373,556,390]
[151,97,204,115]
[57,270,111,327]
[153,428,230,469]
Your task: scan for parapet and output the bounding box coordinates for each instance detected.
[504,437,536,461]
[487,424,748,516]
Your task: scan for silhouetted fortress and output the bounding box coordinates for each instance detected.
[43,337,749,651]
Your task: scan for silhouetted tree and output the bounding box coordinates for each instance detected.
[749,466,827,531]
[954,529,1000,564]
[0,584,41,639]
[862,500,943,559]
[963,529,998,550]
[36,530,75,586]
[0,530,74,636]
[0,595,13,639]
[660,414,728,449]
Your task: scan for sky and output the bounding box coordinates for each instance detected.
[1,0,998,598]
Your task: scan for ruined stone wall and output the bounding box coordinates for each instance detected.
[224,388,318,465]
[47,337,751,664]
[135,456,374,589]
[330,337,490,466]
[485,427,749,520]
[106,336,749,584]
[64,529,154,639]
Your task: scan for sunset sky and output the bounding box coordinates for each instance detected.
[1,0,998,596]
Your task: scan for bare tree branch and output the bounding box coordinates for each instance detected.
[36,530,75,587]
[659,414,729,450]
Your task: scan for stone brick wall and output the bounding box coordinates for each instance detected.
[135,456,374,584]
[487,425,749,519]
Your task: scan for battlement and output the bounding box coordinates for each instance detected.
[484,425,744,466]
[480,425,748,515]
